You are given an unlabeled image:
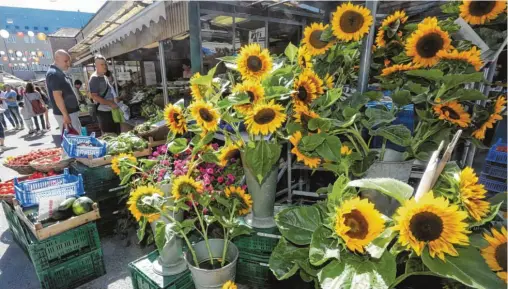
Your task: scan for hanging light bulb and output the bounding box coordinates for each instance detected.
[0,51,4,55]
[27,31,35,37]
[17,31,24,37]
[15,51,22,57]
[37,32,47,41]
[0,30,9,38]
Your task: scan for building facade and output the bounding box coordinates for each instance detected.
[0,7,93,80]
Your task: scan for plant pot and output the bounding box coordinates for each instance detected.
[362,159,414,216]
[185,239,238,289]
[242,158,278,228]
[149,183,187,276]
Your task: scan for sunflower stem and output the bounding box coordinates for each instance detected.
[221,201,237,267]
[182,233,200,268]
[191,198,214,266]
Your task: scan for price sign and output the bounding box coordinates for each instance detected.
[249,27,266,48]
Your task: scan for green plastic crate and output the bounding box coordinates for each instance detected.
[129,250,194,289]
[2,201,29,255]
[233,225,281,255]
[69,161,120,201]
[37,248,105,289]
[236,257,274,282]
[24,222,102,272]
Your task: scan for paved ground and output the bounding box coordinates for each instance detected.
[0,114,153,289]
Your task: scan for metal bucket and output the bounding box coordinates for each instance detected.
[242,158,278,228]
[185,239,238,289]
[149,183,187,276]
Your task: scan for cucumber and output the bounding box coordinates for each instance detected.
[72,197,94,215]
[58,197,76,211]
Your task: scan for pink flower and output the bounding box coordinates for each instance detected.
[161,160,170,166]
[218,176,224,183]
[174,169,184,176]
[152,151,160,157]
[226,179,233,186]
[227,174,235,182]
[241,184,247,190]
[212,143,219,150]
[206,168,214,175]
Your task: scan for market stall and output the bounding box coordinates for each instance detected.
[1,1,507,289]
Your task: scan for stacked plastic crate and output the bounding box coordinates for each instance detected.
[480,140,507,195]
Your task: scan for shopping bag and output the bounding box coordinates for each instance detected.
[112,108,124,123]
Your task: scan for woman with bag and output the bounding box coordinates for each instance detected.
[35,86,51,130]
[25,83,47,131]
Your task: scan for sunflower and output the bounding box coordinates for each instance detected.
[481,227,507,282]
[164,104,187,135]
[405,17,452,67]
[289,131,321,169]
[219,141,242,167]
[302,23,334,56]
[297,46,313,69]
[331,2,373,42]
[171,175,203,200]
[244,101,286,135]
[433,100,471,128]
[334,197,385,253]
[293,104,320,132]
[459,167,490,221]
[237,43,273,81]
[190,72,207,101]
[460,0,507,25]
[376,10,408,47]
[437,46,484,71]
[224,186,253,216]
[473,96,506,140]
[189,101,220,132]
[222,280,238,289]
[324,73,334,89]
[292,75,318,105]
[341,145,353,156]
[381,63,421,77]
[233,81,265,115]
[111,153,137,176]
[393,192,469,260]
[301,69,325,95]
[127,186,162,223]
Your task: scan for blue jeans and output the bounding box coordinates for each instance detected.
[0,119,4,139]
[1,111,15,128]
[8,106,23,127]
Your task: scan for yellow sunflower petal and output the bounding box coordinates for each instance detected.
[289,131,321,169]
[190,101,220,132]
[224,186,253,216]
[460,0,507,25]
[219,142,242,167]
[190,72,207,101]
[332,2,373,42]
[376,10,408,47]
[459,167,490,221]
[302,23,335,56]
[405,17,452,67]
[293,103,320,132]
[433,100,471,128]
[297,46,313,69]
[244,101,286,136]
[164,104,187,135]
[222,280,238,289]
[381,63,421,77]
[127,186,162,223]
[334,197,385,253]
[292,74,318,106]
[341,145,353,156]
[237,43,273,81]
[111,153,137,176]
[171,175,203,200]
[393,192,470,261]
[233,81,265,115]
[437,46,484,71]
[481,226,507,282]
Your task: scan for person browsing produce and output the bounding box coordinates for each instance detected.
[88,55,120,134]
[45,49,82,132]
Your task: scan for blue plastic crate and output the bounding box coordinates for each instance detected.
[479,173,506,194]
[482,162,507,180]
[62,131,107,159]
[486,139,507,165]
[14,168,85,207]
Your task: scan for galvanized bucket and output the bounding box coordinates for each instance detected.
[185,239,239,289]
[242,159,278,228]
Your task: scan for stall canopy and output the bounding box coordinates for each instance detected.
[91,1,189,59]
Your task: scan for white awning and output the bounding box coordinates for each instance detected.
[91,1,167,52]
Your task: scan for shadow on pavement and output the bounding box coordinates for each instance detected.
[0,230,39,289]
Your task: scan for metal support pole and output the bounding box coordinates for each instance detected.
[111,57,119,96]
[158,41,169,106]
[264,20,269,49]
[189,1,202,74]
[232,16,236,52]
[357,0,378,94]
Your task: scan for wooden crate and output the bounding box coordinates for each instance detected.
[13,199,101,240]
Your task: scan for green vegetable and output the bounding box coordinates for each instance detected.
[58,197,76,211]
[72,197,94,215]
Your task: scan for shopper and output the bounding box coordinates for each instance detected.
[2,84,24,130]
[0,102,6,152]
[0,98,15,129]
[89,55,120,134]
[19,102,36,135]
[35,86,51,130]
[74,79,87,105]
[45,49,81,133]
[25,83,47,131]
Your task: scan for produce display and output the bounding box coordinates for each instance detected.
[133,110,164,134]
[100,132,148,155]
[5,148,62,166]
[25,196,94,225]
[0,171,57,196]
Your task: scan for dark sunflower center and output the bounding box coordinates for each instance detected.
[298,86,309,101]
[300,55,307,67]
[495,242,507,272]
[416,33,444,58]
[340,11,365,33]
[469,1,496,16]
[199,108,214,122]
[136,195,159,215]
[309,30,328,49]
[172,112,183,124]
[247,55,262,72]
[441,106,460,120]
[253,108,276,124]
[247,91,256,102]
[343,209,369,239]
[224,149,240,161]
[409,212,443,242]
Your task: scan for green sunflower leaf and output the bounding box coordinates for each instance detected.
[269,238,308,280]
[348,178,413,205]
[284,42,298,62]
[309,226,340,266]
[275,206,322,245]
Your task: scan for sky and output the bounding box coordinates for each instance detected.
[0,0,106,13]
